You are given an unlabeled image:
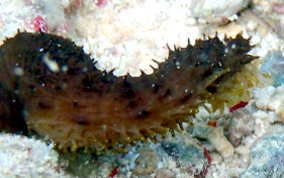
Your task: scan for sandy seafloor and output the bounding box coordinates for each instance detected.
[1,0,284,177]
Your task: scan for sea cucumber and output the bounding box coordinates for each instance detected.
[0,32,261,151]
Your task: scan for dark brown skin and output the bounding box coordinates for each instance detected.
[0,86,27,134]
[0,32,255,151]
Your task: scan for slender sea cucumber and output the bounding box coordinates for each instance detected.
[0,32,261,151]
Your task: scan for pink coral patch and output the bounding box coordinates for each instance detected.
[95,0,106,7]
[29,16,48,32]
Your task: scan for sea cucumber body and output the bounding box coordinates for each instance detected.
[0,32,255,151]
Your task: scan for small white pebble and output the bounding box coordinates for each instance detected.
[246,20,258,31]
[61,65,68,72]
[228,14,238,21]
[235,145,250,156]
[167,159,176,169]
[208,128,234,158]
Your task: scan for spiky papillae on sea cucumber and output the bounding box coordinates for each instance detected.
[0,32,265,151]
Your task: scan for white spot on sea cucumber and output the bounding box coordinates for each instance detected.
[61,65,68,72]
[224,48,229,53]
[13,67,24,76]
[82,67,88,72]
[42,53,59,72]
[176,61,181,69]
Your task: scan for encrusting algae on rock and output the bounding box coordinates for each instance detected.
[0,32,270,152]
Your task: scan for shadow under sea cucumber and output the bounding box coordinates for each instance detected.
[0,32,262,152]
